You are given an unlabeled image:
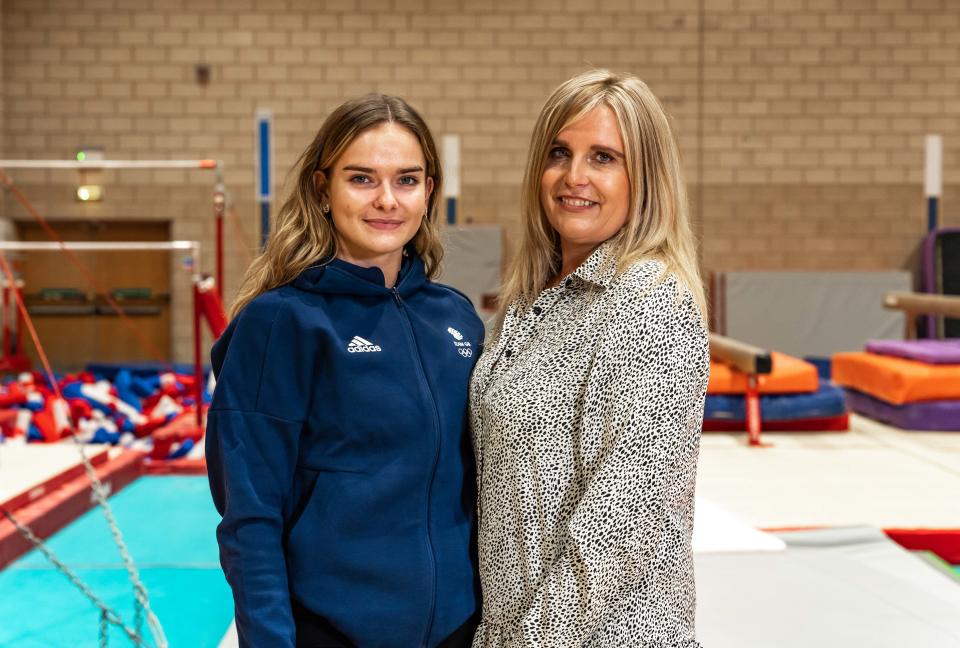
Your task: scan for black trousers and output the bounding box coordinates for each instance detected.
[293,599,479,648]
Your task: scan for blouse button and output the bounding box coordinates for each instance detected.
[504,349,512,358]
[532,306,542,316]
[564,278,573,288]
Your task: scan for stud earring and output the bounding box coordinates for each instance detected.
[321,203,330,215]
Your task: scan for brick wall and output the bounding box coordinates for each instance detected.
[2,0,958,361]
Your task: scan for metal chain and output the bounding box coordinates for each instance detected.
[134,599,144,642]
[100,610,109,648]
[0,431,165,646]
[65,434,168,648]
[1,506,145,646]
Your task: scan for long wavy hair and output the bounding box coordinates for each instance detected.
[230,94,444,318]
[498,69,706,329]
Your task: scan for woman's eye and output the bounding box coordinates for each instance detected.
[594,151,613,164]
[349,175,371,184]
[398,175,419,186]
[548,146,569,159]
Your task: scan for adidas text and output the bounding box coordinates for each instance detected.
[348,336,382,353]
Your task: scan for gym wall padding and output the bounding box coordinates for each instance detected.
[715,271,911,358]
[439,225,502,316]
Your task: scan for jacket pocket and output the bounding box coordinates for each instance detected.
[285,465,320,541]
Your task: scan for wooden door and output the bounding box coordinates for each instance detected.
[13,220,172,372]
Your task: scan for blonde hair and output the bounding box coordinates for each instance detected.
[231,94,444,318]
[498,69,706,327]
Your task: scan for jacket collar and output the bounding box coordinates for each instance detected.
[292,249,427,298]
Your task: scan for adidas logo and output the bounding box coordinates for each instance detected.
[347,336,381,353]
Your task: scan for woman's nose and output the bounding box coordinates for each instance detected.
[374,184,398,210]
[563,156,589,187]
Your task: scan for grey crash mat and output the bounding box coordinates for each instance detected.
[695,526,960,647]
[440,225,502,313]
[717,271,911,357]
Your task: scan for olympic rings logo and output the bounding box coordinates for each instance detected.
[458,348,473,358]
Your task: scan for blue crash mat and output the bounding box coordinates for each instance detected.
[704,380,847,422]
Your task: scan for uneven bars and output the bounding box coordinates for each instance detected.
[0,241,197,251]
[0,160,219,170]
[0,241,202,282]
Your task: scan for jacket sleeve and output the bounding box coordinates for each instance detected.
[206,295,315,648]
[476,286,709,648]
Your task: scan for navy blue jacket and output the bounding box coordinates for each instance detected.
[206,254,483,647]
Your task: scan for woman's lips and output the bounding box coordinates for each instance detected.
[556,195,598,212]
[363,219,405,230]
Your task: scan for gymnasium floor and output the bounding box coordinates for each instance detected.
[698,413,960,529]
[695,413,960,648]
[1,413,958,646]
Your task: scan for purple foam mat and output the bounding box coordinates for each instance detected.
[865,339,960,364]
[845,388,960,431]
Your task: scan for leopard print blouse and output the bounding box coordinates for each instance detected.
[469,241,709,647]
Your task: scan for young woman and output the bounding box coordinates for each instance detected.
[207,94,481,648]
[470,70,709,646]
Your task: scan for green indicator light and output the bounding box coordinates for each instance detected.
[76,151,86,161]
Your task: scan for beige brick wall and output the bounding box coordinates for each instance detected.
[2,0,958,361]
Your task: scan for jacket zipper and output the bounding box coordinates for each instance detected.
[392,287,440,648]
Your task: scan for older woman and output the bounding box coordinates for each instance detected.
[470,70,709,646]
[207,94,481,648]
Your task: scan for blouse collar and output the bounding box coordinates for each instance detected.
[568,239,619,289]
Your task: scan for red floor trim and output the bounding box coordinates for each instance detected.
[884,528,960,565]
[142,457,206,475]
[0,449,144,570]
[763,525,960,566]
[0,448,110,513]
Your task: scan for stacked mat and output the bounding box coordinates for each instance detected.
[704,352,849,431]
[833,340,960,431]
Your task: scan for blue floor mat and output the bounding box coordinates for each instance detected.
[0,476,232,647]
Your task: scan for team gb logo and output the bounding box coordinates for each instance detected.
[447,327,472,357]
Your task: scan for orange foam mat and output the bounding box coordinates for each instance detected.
[708,351,819,395]
[832,351,960,405]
